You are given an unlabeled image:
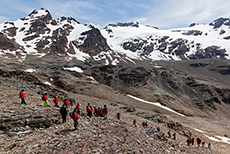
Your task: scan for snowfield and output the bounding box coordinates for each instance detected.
[127,94,185,117]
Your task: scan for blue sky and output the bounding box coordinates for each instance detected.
[0,0,230,29]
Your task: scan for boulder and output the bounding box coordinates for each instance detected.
[120,106,136,112]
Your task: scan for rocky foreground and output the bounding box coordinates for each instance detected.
[0,84,222,154]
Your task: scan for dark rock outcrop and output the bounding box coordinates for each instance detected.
[167,122,192,138]
[78,27,111,55]
[215,88,230,104]
[50,28,68,54]
[118,67,151,86]
[107,22,139,28]
[120,106,136,112]
[209,17,230,29]
[188,46,227,59]
[0,33,20,51]
[182,30,202,36]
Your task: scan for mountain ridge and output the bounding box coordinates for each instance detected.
[0,8,230,64]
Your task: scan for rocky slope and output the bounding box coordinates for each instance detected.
[0,56,230,153]
[0,8,230,64]
[0,84,222,154]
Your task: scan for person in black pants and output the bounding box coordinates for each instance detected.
[116,112,121,120]
[60,104,68,123]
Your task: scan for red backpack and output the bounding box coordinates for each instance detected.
[64,100,69,106]
[73,112,79,121]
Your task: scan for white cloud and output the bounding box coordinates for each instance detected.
[38,0,102,22]
[0,16,10,23]
[1,0,230,29]
[0,0,34,14]
[133,0,230,29]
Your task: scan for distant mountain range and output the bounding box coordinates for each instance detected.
[0,8,230,64]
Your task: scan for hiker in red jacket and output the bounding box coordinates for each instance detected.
[191,138,194,145]
[42,93,49,106]
[173,133,176,140]
[142,122,146,127]
[86,103,93,118]
[100,108,103,116]
[64,99,70,107]
[72,111,79,130]
[187,138,191,146]
[74,103,81,114]
[20,90,27,104]
[96,107,100,116]
[53,96,59,107]
[133,119,137,127]
[197,137,201,147]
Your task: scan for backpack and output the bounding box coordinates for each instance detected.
[87,106,91,111]
[42,95,45,100]
[69,111,74,119]
[105,108,109,114]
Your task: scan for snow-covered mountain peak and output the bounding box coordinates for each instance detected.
[27,8,52,20]
[209,17,230,29]
[0,9,229,64]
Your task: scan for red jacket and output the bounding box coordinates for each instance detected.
[53,98,59,104]
[44,95,48,101]
[142,122,146,127]
[20,91,25,98]
[191,139,194,143]
[86,105,93,112]
[133,120,136,124]
[64,100,69,106]
[77,105,80,111]
[97,108,100,114]
[100,109,103,115]
[73,112,79,121]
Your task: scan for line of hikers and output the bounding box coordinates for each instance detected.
[167,130,177,140]
[59,101,109,130]
[41,93,74,107]
[186,137,212,149]
[19,90,212,150]
[20,90,110,130]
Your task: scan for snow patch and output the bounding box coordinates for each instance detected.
[215,136,230,144]
[63,66,83,73]
[204,135,221,142]
[194,128,206,133]
[67,44,90,61]
[86,76,98,83]
[44,81,52,86]
[195,129,230,144]
[24,69,36,73]
[86,76,96,81]
[153,65,163,69]
[127,94,185,116]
